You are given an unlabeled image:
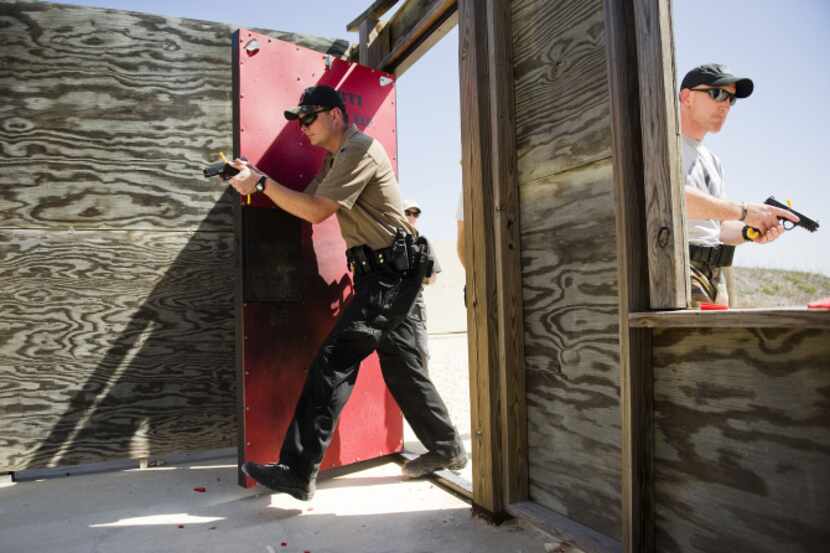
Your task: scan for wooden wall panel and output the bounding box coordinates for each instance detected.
[653,328,830,553]
[513,0,621,540]
[520,161,621,538]
[0,2,349,471]
[0,228,235,470]
[512,0,611,184]
[0,2,347,231]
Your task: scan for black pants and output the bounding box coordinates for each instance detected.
[279,264,463,482]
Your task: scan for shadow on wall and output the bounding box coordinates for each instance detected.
[9,190,239,470]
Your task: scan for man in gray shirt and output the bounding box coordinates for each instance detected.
[680,64,798,305]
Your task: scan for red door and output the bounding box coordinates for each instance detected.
[234,30,403,486]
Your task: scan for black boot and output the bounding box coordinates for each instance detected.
[401,450,468,480]
[241,462,316,501]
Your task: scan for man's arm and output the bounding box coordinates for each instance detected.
[261,178,338,224]
[227,161,338,224]
[685,186,798,232]
[685,186,742,220]
[719,221,747,245]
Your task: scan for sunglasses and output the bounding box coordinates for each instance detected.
[405,210,421,218]
[298,107,333,127]
[691,87,737,106]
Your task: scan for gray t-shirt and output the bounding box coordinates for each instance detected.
[682,135,726,246]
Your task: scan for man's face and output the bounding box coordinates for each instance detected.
[682,82,737,134]
[405,208,420,227]
[300,107,339,146]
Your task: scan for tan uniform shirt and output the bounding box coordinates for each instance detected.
[306,125,414,250]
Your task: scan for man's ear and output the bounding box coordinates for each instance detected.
[338,107,351,126]
[679,88,691,106]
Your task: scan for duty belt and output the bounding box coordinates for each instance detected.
[346,235,417,276]
[689,243,735,268]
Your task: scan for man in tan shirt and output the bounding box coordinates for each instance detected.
[225,86,465,500]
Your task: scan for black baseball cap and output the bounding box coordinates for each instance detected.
[680,63,754,98]
[284,85,346,120]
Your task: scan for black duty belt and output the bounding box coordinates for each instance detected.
[689,243,735,268]
[346,233,417,276]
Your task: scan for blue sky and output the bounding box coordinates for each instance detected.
[60,1,829,275]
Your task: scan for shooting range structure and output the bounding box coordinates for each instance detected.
[1,1,829,553]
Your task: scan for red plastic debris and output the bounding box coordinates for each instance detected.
[699,303,728,310]
[193,487,207,493]
[807,297,830,309]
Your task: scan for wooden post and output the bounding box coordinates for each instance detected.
[459,0,503,517]
[459,0,527,517]
[486,0,528,506]
[358,17,379,66]
[633,0,689,310]
[604,1,655,552]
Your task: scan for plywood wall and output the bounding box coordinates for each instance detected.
[0,2,347,471]
[653,327,830,553]
[512,0,621,539]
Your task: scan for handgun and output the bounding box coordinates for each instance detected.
[742,196,820,241]
[203,152,241,180]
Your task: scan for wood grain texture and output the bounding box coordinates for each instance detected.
[0,228,235,470]
[347,0,400,31]
[653,327,830,553]
[519,160,621,539]
[629,308,830,329]
[604,0,655,550]
[0,2,348,232]
[487,0,528,505]
[633,0,689,309]
[362,0,457,73]
[508,501,623,553]
[458,0,503,515]
[511,0,612,183]
[0,2,352,472]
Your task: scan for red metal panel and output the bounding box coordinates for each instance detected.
[235,31,402,486]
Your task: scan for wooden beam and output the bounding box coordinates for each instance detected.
[603,1,655,552]
[633,0,689,310]
[486,0,528,506]
[358,18,380,66]
[363,0,457,75]
[346,0,399,32]
[507,502,623,553]
[391,8,458,77]
[458,0,503,517]
[629,308,830,329]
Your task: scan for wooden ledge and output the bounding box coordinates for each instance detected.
[629,308,830,329]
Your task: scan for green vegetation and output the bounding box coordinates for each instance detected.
[732,267,830,308]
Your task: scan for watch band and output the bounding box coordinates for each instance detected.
[255,175,267,193]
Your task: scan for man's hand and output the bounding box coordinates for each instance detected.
[743,202,799,232]
[752,223,785,244]
[226,158,263,196]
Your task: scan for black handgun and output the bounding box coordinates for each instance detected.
[203,161,240,180]
[742,196,820,241]
[763,196,819,232]
[203,153,241,180]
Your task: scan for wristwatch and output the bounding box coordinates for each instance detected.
[255,175,268,193]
